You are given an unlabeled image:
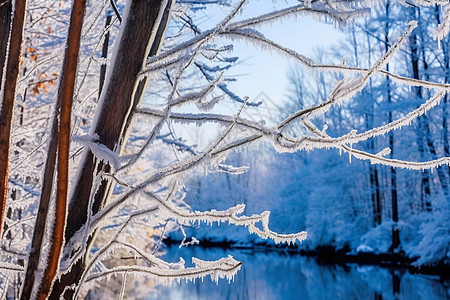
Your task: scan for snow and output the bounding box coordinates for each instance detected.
[356,244,374,253]
[72,134,120,170]
[84,254,242,287]
[2,0,450,298]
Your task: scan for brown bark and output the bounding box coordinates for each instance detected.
[0,0,26,236]
[20,59,61,300]
[35,0,87,298]
[0,0,11,92]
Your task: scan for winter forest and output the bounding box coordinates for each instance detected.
[0,0,449,299]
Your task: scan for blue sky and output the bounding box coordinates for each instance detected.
[225,2,346,107]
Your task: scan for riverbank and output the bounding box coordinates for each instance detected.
[163,237,450,280]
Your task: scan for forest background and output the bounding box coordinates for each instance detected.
[0,0,449,298]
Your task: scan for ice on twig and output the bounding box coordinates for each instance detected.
[72,135,120,170]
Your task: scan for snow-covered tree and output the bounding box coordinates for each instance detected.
[0,0,450,298]
[281,0,450,263]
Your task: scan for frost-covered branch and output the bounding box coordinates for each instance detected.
[0,262,24,273]
[145,192,307,245]
[433,4,450,42]
[229,4,368,30]
[135,108,275,135]
[302,119,450,170]
[84,255,242,286]
[83,111,243,240]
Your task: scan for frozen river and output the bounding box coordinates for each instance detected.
[148,246,449,300]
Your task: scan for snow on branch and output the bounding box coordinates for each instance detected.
[142,0,245,76]
[225,24,450,92]
[217,163,249,174]
[168,72,223,107]
[274,21,419,133]
[157,133,249,175]
[141,0,450,112]
[135,85,450,172]
[274,91,447,152]
[433,3,450,43]
[72,135,120,170]
[302,21,417,119]
[0,262,24,273]
[229,3,368,30]
[145,192,307,245]
[223,28,317,69]
[72,224,241,297]
[194,62,262,106]
[142,1,366,77]
[343,145,450,170]
[301,119,450,171]
[84,255,242,286]
[157,134,198,155]
[135,108,275,135]
[87,114,245,237]
[318,91,446,145]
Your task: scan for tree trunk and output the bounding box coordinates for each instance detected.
[34,0,87,298]
[0,0,12,93]
[98,11,113,98]
[385,1,400,252]
[362,21,382,226]
[0,0,26,236]
[409,7,432,211]
[20,106,58,299]
[435,5,450,191]
[415,7,449,206]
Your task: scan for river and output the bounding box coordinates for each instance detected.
[146,246,449,300]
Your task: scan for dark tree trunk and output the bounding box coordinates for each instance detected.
[0,0,26,236]
[98,11,113,98]
[420,38,449,202]
[368,146,382,226]
[385,2,400,252]
[409,7,432,211]
[362,22,382,227]
[435,5,450,191]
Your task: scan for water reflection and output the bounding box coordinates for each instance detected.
[148,246,449,300]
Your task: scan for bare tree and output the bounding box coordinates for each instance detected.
[0,0,450,298]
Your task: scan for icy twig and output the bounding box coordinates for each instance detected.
[84,255,242,286]
[302,119,450,171]
[0,262,24,272]
[145,192,307,245]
